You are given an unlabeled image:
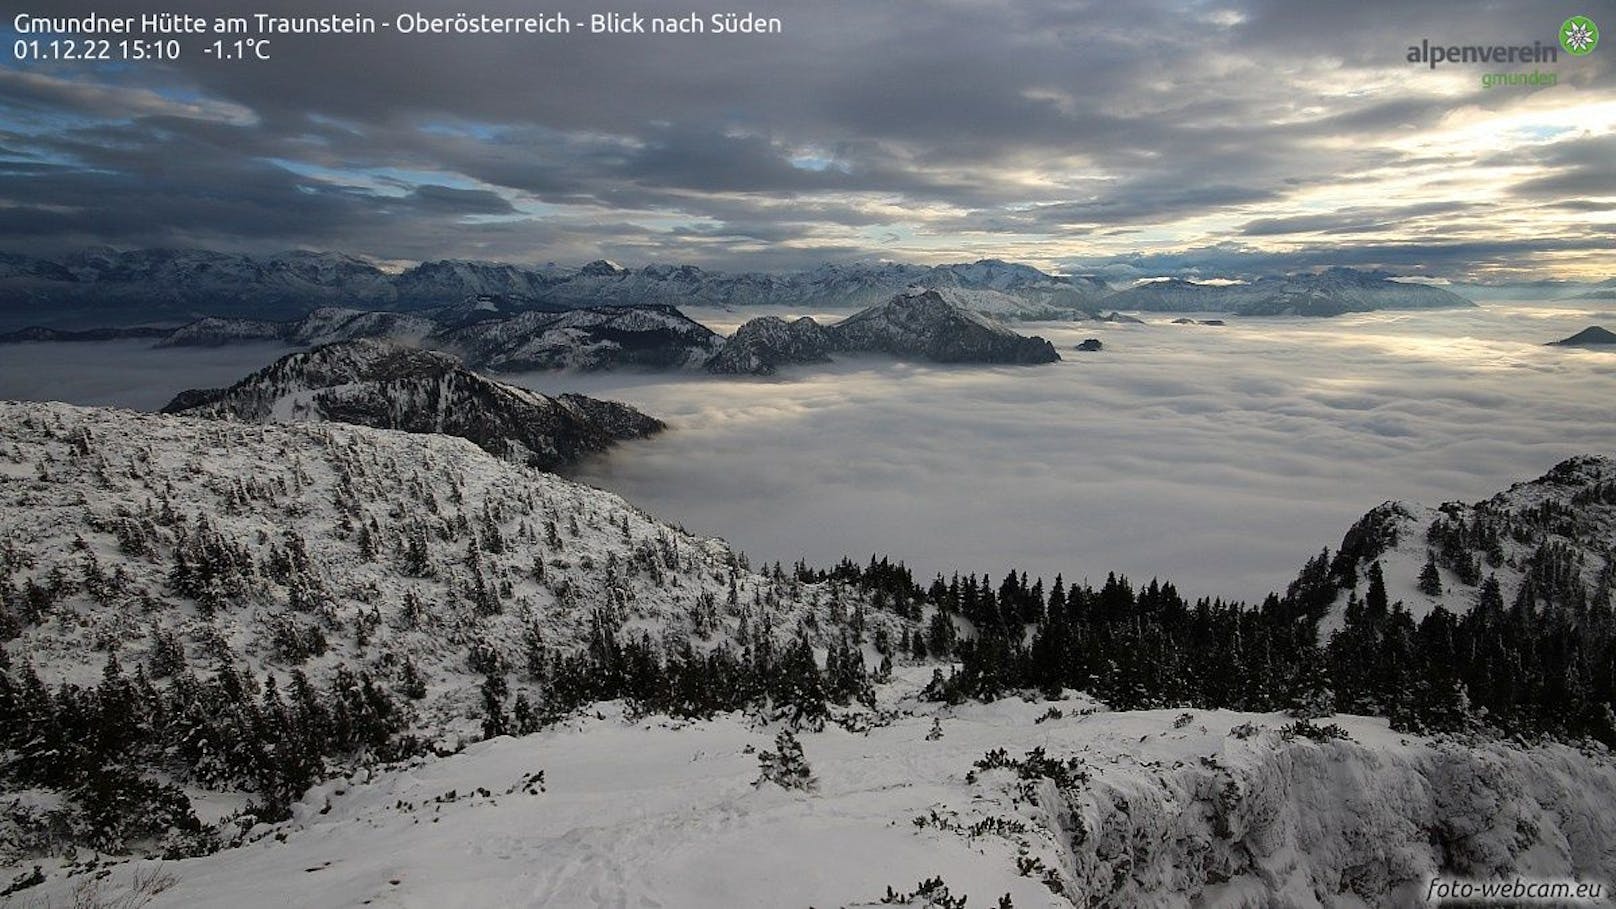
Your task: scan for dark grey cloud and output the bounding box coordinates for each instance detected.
[1240,202,1483,237]
[402,184,518,216]
[1502,133,1616,201]
[0,0,1611,274]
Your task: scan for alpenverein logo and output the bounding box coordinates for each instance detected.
[1561,16,1599,55]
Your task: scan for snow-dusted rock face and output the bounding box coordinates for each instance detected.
[1039,714,1616,906]
[1321,456,1616,626]
[1107,269,1473,316]
[827,289,1061,364]
[706,315,835,375]
[432,303,726,372]
[159,340,663,471]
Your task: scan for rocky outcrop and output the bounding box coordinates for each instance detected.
[825,290,1060,364]
[706,316,835,375]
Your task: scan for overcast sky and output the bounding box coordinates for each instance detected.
[2,0,1613,279]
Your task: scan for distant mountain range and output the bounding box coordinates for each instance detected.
[3,291,1065,374]
[1453,277,1616,302]
[161,340,663,471]
[0,248,1114,328]
[1106,269,1472,316]
[0,247,1477,330]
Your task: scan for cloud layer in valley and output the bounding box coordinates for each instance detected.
[533,303,1616,602]
[2,302,1614,600]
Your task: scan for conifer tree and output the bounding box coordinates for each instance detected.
[1418,552,1443,597]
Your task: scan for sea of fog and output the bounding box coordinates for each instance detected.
[1,302,1612,603]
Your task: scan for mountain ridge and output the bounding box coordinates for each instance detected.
[1106,268,1473,316]
[707,290,1062,374]
[159,340,664,470]
[0,247,1476,330]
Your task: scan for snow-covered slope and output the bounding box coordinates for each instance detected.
[1322,456,1616,627]
[159,340,664,471]
[0,400,906,741]
[19,673,1616,908]
[1106,269,1473,317]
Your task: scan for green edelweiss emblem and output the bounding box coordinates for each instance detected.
[1560,16,1599,56]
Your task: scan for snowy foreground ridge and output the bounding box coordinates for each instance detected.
[2,401,1616,907]
[17,678,1616,908]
